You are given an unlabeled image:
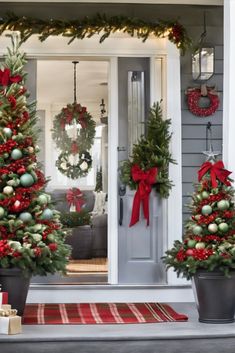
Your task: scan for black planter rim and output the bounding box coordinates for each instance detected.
[0,268,30,277]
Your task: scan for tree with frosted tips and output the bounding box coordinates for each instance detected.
[0,35,70,276]
[164,154,235,279]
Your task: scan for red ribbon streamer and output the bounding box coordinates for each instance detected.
[198,160,232,188]
[66,188,84,212]
[129,165,158,227]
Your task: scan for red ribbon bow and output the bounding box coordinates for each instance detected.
[129,165,158,227]
[66,188,84,212]
[0,68,22,86]
[198,160,232,188]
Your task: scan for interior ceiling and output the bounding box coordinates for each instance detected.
[37,60,109,122]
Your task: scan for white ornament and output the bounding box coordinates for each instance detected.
[3,186,14,195]
[8,241,21,250]
[80,161,88,171]
[32,234,42,242]
[14,200,21,207]
[60,162,68,170]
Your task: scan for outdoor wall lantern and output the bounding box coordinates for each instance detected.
[192,13,214,81]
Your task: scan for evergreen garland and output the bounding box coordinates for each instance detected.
[0,13,191,53]
[120,102,175,198]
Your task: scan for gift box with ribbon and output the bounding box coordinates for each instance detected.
[0,306,21,335]
[0,292,8,306]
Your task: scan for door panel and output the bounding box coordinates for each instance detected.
[118,57,166,284]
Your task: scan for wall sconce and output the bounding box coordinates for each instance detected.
[192,13,214,81]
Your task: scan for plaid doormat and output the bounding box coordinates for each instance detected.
[23,303,188,324]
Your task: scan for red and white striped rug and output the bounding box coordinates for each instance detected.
[23,303,188,325]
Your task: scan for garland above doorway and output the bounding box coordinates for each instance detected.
[0,13,191,53]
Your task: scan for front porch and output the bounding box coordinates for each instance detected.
[1,302,235,353]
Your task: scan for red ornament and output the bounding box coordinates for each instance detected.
[34,247,42,257]
[185,249,194,256]
[186,87,219,117]
[17,167,26,175]
[48,243,58,252]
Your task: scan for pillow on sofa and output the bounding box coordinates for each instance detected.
[92,191,107,215]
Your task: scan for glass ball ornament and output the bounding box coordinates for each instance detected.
[201,205,213,215]
[19,212,33,223]
[208,223,218,233]
[187,239,197,248]
[217,200,230,211]
[201,191,209,199]
[195,242,206,249]
[0,206,5,219]
[193,225,203,235]
[3,127,12,138]
[3,186,14,195]
[20,173,35,187]
[37,194,48,205]
[11,148,23,160]
[218,222,229,233]
[215,217,223,224]
[41,208,53,220]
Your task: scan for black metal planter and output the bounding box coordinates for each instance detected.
[0,268,31,316]
[192,270,235,324]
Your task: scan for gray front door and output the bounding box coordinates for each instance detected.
[118,57,166,284]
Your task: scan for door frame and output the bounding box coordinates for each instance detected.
[0,33,182,286]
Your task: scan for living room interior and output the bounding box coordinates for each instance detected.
[34,59,109,284]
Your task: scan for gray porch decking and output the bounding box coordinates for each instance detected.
[1,303,235,353]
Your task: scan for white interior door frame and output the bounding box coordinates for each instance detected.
[0,33,182,286]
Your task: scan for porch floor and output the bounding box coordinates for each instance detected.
[1,302,235,352]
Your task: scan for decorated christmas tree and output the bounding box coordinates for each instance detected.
[0,35,70,276]
[164,154,235,279]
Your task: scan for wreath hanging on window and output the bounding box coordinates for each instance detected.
[186,86,220,117]
[52,102,96,154]
[56,151,92,179]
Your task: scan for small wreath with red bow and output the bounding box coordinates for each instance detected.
[186,87,220,117]
[56,151,92,179]
[52,102,96,154]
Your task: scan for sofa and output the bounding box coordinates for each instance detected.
[50,189,107,259]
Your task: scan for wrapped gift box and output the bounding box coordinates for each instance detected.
[0,292,8,306]
[0,316,22,335]
[0,305,11,311]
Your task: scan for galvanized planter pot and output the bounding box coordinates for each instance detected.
[0,268,31,317]
[192,270,235,324]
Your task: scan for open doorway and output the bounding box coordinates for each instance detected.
[36,59,109,284]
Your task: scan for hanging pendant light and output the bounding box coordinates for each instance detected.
[192,12,214,82]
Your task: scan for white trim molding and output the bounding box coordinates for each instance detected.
[0,0,223,4]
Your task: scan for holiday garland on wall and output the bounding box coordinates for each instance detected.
[0,13,191,53]
[120,102,175,227]
[0,35,70,275]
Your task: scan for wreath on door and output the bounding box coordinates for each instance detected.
[186,86,220,117]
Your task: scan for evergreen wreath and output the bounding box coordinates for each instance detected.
[52,102,96,154]
[120,102,175,198]
[186,87,220,117]
[56,151,92,179]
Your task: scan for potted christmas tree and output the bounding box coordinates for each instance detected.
[0,36,70,315]
[164,152,235,323]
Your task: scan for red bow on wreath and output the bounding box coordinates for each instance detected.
[198,160,232,188]
[66,188,84,212]
[129,164,158,227]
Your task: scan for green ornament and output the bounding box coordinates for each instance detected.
[208,223,218,233]
[193,225,203,235]
[3,153,9,159]
[37,194,48,205]
[195,242,206,249]
[201,205,213,215]
[201,191,209,199]
[217,200,229,211]
[3,127,12,138]
[196,194,202,202]
[218,222,229,233]
[20,173,34,187]
[215,217,223,224]
[31,171,38,182]
[19,212,33,223]
[41,208,53,220]
[11,148,23,160]
[0,206,5,219]
[187,239,196,248]
[32,233,42,242]
[47,233,55,242]
[0,194,6,201]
